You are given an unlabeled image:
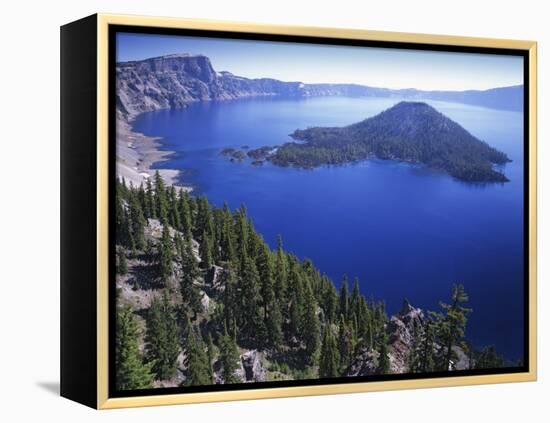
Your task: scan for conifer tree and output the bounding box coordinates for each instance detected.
[235,206,249,272]
[219,325,240,384]
[199,229,213,270]
[288,290,301,343]
[338,314,353,371]
[137,182,147,218]
[178,189,192,240]
[301,287,321,364]
[128,192,146,251]
[145,176,155,219]
[158,224,173,284]
[219,204,236,264]
[180,238,202,318]
[239,256,266,345]
[167,186,181,230]
[124,207,136,255]
[356,297,371,349]
[115,306,154,390]
[221,268,239,330]
[117,249,128,275]
[408,318,435,373]
[154,170,168,224]
[145,293,180,380]
[475,346,505,369]
[196,197,214,242]
[339,275,350,320]
[115,180,131,247]
[323,280,339,324]
[350,277,361,322]
[267,299,283,350]
[377,331,391,375]
[184,322,211,386]
[431,284,472,371]
[274,235,288,301]
[257,243,275,320]
[286,262,305,341]
[319,326,340,378]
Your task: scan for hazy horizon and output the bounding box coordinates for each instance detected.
[116,32,524,92]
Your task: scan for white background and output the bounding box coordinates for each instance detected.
[0,0,546,421]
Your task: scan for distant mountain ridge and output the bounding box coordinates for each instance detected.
[116,54,523,120]
[268,101,511,182]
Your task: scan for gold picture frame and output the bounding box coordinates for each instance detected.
[61,13,537,409]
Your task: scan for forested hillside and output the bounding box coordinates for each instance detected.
[270,102,511,182]
[115,173,507,390]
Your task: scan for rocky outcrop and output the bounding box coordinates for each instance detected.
[237,350,267,382]
[347,299,472,375]
[116,54,305,121]
[347,350,379,377]
[213,349,267,384]
[387,299,425,374]
[347,300,424,376]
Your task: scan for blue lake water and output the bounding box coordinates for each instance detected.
[133,96,525,361]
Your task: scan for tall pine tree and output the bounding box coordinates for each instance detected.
[115,306,154,390]
[158,224,173,284]
[145,293,180,380]
[319,326,340,378]
[219,325,240,384]
[183,322,211,386]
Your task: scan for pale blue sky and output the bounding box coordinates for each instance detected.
[116,32,523,91]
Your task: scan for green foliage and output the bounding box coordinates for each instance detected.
[158,225,173,284]
[408,318,436,373]
[270,102,510,183]
[475,346,505,370]
[117,248,128,275]
[145,177,155,219]
[115,306,154,390]
[154,170,168,224]
[301,287,321,364]
[115,173,504,389]
[257,242,275,321]
[178,190,192,241]
[199,228,213,270]
[206,334,216,384]
[376,331,391,375]
[183,322,211,386]
[274,235,288,301]
[239,256,267,346]
[145,292,180,380]
[267,300,283,349]
[219,325,241,384]
[430,284,472,371]
[319,326,340,378]
[338,314,354,372]
[339,275,350,321]
[179,237,203,319]
[322,279,339,324]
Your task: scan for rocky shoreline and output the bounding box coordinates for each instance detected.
[116,114,191,191]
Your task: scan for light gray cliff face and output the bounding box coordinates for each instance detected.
[116,54,306,120]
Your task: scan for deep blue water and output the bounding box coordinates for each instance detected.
[133,96,525,361]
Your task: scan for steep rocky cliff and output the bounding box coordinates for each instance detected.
[116,54,306,120]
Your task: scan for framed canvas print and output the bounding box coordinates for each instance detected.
[60,14,537,409]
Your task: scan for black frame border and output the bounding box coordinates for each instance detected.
[108,24,531,399]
